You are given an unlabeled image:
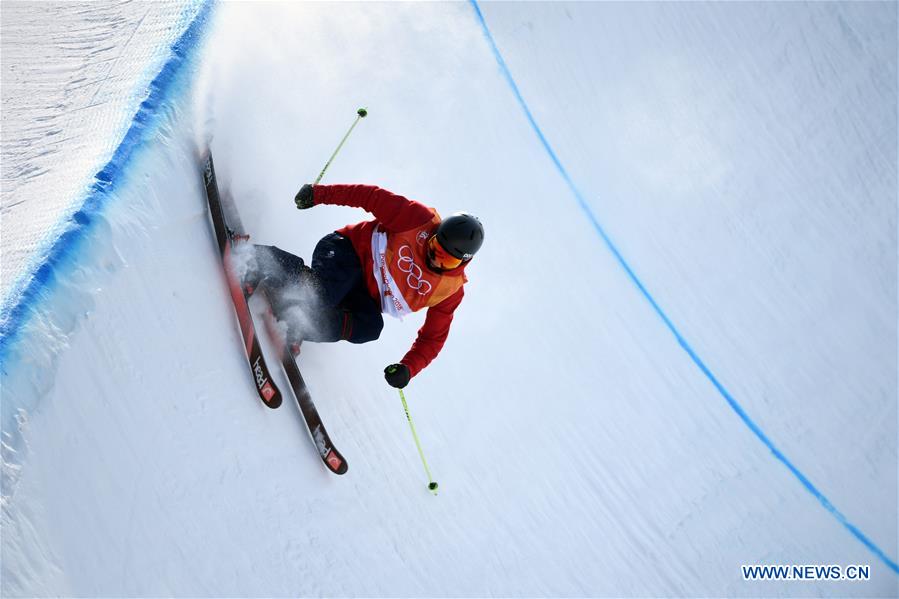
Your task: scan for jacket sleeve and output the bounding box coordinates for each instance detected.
[400,287,464,378]
[313,184,435,232]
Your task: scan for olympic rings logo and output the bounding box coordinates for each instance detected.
[397,245,432,295]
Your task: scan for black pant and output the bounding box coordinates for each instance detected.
[254,233,383,344]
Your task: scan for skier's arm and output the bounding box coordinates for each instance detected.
[399,287,465,378]
[312,184,434,232]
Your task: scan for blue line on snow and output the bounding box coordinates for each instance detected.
[468,0,898,575]
[0,0,214,364]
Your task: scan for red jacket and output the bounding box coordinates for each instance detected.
[313,184,469,378]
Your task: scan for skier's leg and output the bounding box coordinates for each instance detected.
[248,235,359,345]
[310,233,364,307]
[338,282,384,344]
[247,234,356,307]
[244,245,319,305]
[240,244,303,295]
[236,245,320,346]
[291,233,361,343]
[301,233,384,344]
[248,235,381,346]
[298,300,383,344]
[341,309,384,344]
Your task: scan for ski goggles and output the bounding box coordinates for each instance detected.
[427,235,463,271]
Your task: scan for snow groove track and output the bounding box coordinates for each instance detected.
[468,0,899,575]
[0,0,214,364]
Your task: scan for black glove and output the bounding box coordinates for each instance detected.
[384,363,411,389]
[294,184,314,209]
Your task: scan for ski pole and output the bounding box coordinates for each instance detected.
[314,107,368,185]
[398,388,439,495]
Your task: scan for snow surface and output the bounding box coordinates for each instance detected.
[0,0,205,306]
[1,2,897,597]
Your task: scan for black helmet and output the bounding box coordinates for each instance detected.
[435,212,484,261]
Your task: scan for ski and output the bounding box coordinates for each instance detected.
[260,293,348,475]
[202,152,282,409]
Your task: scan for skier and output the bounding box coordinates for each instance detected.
[242,183,484,389]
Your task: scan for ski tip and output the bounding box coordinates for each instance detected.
[262,380,282,407]
[325,450,348,475]
[259,377,282,409]
[263,394,283,409]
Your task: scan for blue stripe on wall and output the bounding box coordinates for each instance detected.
[0,0,215,364]
[468,0,898,575]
